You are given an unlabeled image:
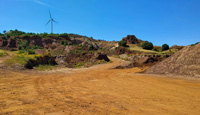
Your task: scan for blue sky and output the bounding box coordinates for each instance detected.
[0,0,200,46]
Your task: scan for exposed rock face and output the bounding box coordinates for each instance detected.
[7,39,17,48]
[0,39,17,48]
[122,35,142,44]
[64,46,76,53]
[115,47,131,55]
[0,39,8,47]
[63,52,110,68]
[25,55,57,69]
[93,53,110,62]
[0,33,101,50]
[64,52,93,67]
[42,38,54,45]
[22,36,43,47]
[114,55,169,69]
[145,43,200,78]
[81,41,89,46]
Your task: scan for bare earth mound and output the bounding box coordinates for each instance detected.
[146,43,200,78]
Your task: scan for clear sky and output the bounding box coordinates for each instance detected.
[1,0,200,46]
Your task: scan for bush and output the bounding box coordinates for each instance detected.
[141,41,153,50]
[10,49,18,51]
[21,40,29,49]
[118,40,128,47]
[32,45,42,49]
[18,46,22,50]
[27,49,35,54]
[18,50,25,54]
[59,33,69,37]
[162,44,169,51]
[191,42,200,46]
[38,33,48,38]
[0,51,8,57]
[61,41,69,45]
[35,65,56,71]
[5,53,42,65]
[89,45,97,50]
[153,47,159,51]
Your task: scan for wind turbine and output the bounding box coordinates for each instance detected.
[46,10,57,33]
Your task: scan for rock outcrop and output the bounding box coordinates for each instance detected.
[25,55,57,69]
[0,39,17,48]
[7,39,17,48]
[93,53,110,62]
[0,39,8,47]
[21,35,43,47]
[122,35,142,44]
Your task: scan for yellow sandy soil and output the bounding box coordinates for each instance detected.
[0,57,200,115]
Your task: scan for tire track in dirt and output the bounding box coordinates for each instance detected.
[1,57,200,114]
[31,57,130,114]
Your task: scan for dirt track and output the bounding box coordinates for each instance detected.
[0,57,200,115]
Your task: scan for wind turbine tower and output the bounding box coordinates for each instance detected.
[46,10,57,33]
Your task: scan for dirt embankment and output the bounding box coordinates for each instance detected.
[145,43,200,78]
[0,57,200,115]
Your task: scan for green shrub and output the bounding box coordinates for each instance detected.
[5,53,42,65]
[59,33,69,37]
[27,49,35,54]
[18,50,25,54]
[118,40,128,47]
[10,49,17,51]
[32,45,42,49]
[61,41,69,45]
[162,44,169,51]
[0,51,8,57]
[89,45,97,50]
[38,33,48,38]
[35,65,56,71]
[141,41,153,50]
[191,42,200,46]
[18,46,22,50]
[0,53,4,57]
[19,40,29,50]
[73,62,86,68]
[2,36,6,39]
[153,47,159,51]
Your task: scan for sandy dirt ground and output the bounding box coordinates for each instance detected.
[0,57,200,115]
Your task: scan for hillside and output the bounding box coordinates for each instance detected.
[0,30,116,69]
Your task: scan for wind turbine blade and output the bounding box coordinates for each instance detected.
[53,20,58,23]
[46,20,51,25]
[49,10,52,19]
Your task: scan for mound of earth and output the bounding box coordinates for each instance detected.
[122,35,142,44]
[145,43,200,78]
